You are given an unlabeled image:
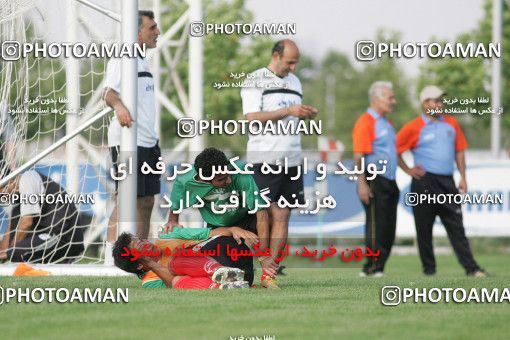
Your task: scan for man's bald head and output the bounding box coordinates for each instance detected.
[272,39,299,57]
[269,39,300,77]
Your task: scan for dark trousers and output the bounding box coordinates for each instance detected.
[411,173,480,274]
[362,176,400,274]
[7,226,84,264]
[200,236,254,285]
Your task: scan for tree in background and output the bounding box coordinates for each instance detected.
[301,30,414,154]
[158,0,273,154]
[157,4,415,156]
[418,0,509,149]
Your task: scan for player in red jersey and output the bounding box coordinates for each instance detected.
[113,232,249,289]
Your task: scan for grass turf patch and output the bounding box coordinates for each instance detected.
[1,254,509,339]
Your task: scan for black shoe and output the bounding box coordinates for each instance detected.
[424,269,436,276]
[276,265,286,276]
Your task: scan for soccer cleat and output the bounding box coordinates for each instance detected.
[359,271,384,278]
[219,281,250,289]
[212,267,245,284]
[467,270,487,278]
[261,275,280,289]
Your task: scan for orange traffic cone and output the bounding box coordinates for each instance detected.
[13,263,51,276]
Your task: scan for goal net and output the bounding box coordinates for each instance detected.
[0,0,139,273]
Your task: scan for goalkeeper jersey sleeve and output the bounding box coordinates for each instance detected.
[141,271,166,288]
[142,280,166,288]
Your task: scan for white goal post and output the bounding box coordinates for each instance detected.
[0,0,202,276]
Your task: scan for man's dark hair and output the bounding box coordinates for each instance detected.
[138,10,155,30]
[194,147,229,179]
[112,232,146,279]
[272,40,285,57]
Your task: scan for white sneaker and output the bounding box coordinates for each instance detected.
[212,267,245,284]
[467,270,487,278]
[373,271,384,278]
[219,281,250,289]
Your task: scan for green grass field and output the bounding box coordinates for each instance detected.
[1,254,509,339]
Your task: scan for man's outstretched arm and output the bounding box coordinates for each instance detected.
[10,215,34,246]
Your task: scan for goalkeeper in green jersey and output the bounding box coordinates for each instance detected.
[163,147,279,288]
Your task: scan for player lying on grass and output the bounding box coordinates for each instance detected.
[112,228,255,289]
[0,168,85,263]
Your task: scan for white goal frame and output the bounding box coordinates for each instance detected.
[0,0,204,276]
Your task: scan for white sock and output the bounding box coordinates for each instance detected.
[104,241,114,266]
